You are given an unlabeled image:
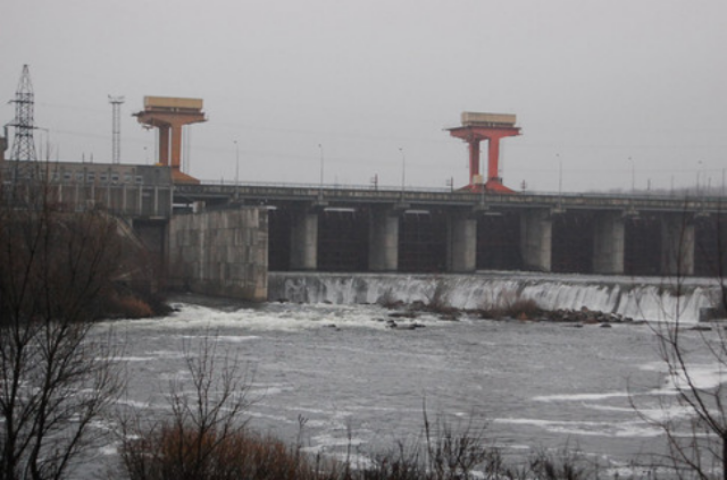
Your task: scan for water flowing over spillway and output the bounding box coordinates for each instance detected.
[269,271,723,324]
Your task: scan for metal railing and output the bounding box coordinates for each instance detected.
[195,178,727,203]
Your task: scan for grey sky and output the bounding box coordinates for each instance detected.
[2,0,725,192]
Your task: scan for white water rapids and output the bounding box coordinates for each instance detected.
[269,271,723,323]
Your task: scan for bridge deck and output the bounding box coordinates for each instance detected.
[175,183,723,214]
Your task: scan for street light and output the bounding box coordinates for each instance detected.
[234,140,240,187]
[318,144,324,188]
[399,147,405,192]
[232,140,241,199]
[629,157,635,194]
[697,160,703,196]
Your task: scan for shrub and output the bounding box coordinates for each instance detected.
[479,290,542,320]
[427,281,450,313]
[120,423,328,480]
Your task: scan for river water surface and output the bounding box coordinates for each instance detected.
[96,273,727,475]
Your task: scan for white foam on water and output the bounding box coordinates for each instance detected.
[107,302,420,333]
[246,411,298,424]
[603,465,674,479]
[269,273,721,324]
[215,335,261,343]
[346,404,407,414]
[117,356,159,362]
[98,445,118,456]
[248,385,291,398]
[148,349,188,359]
[494,417,662,438]
[533,391,630,402]
[664,364,727,392]
[115,398,152,409]
[311,433,367,448]
[624,404,696,425]
[639,361,669,373]
[641,361,727,394]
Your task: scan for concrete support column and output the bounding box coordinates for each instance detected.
[520,209,552,272]
[468,140,481,185]
[171,122,183,171]
[661,214,695,276]
[290,210,318,271]
[446,213,477,273]
[369,209,399,271]
[158,125,170,166]
[592,212,625,274]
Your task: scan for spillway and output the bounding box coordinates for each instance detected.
[269,271,724,324]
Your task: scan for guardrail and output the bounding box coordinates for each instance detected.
[194,179,727,204]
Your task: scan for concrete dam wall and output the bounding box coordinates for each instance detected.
[169,208,268,301]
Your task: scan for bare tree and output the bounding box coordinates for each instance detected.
[117,333,255,480]
[648,320,727,479]
[635,209,727,480]
[0,175,126,480]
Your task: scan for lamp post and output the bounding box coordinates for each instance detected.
[318,144,324,188]
[697,160,703,196]
[234,140,240,198]
[629,157,635,194]
[234,141,239,184]
[399,147,405,193]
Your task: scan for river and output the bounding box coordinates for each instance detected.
[94,271,725,476]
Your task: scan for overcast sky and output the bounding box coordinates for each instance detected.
[2,0,725,192]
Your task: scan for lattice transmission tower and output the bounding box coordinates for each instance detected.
[109,95,124,164]
[9,65,37,161]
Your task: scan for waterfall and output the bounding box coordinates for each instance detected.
[268,272,725,324]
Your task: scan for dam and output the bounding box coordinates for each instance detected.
[3,101,726,304]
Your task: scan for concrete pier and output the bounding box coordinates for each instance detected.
[520,209,552,271]
[661,214,695,276]
[592,212,625,274]
[290,210,318,271]
[168,208,268,301]
[368,208,399,271]
[447,213,477,272]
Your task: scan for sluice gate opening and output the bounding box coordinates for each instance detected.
[317,209,368,272]
[551,213,595,274]
[476,213,522,270]
[695,215,727,277]
[399,211,447,273]
[267,208,291,271]
[624,216,661,276]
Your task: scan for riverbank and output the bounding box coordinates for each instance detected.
[96,282,174,320]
